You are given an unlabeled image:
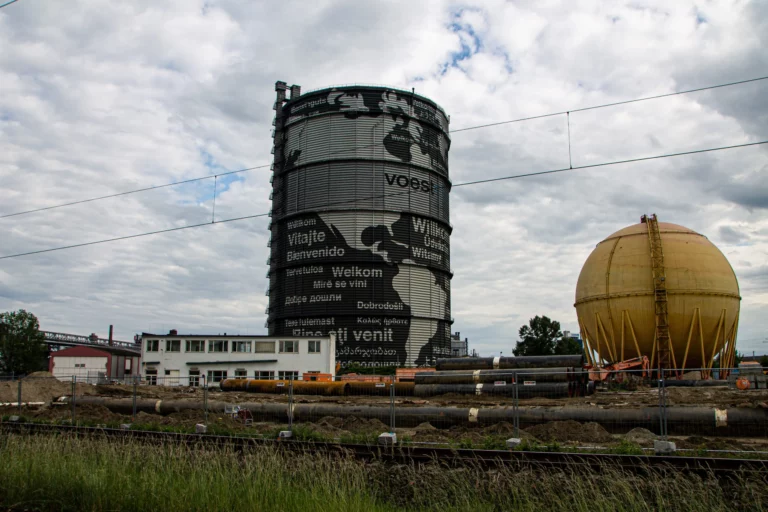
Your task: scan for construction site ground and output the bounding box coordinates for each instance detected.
[2,374,767,453]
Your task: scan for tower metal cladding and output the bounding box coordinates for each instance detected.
[267,82,452,368]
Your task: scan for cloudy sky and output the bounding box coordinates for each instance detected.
[1,0,766,357]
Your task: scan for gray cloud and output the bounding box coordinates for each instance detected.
[1,0,767,357]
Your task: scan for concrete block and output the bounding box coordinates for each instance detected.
[278,430,293,439]
[8,415,20,422]
[195,423,207,434]
[378,432,397,446]
[506,438,522,449]
[654,440,676,455]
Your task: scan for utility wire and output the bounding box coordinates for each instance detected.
[0,164,269,219]
[2,139,766,261]
[3,74,767,220]
[450,75,768,132]
[452,140,768,188]
[0,0,20,9]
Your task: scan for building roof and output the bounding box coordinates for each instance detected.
[50,345,112,358]
[141,333,329,339]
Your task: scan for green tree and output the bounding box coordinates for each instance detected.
[760,355,768,369]
[554,336,583,355]
[0,310,47,375]
[514,316,565,356]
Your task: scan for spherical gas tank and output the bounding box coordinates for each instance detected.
[575,221,740,369]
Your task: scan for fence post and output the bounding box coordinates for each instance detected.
[71,375,76,424]
[203,375,208,425]
[17,379,22,415]
[132,374,138,422]
[288,374,294,433]
[389,376,396,434]
[658,369,667,440]
[513,372,519,438]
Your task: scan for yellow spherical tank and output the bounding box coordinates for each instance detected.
[575,219,740,371]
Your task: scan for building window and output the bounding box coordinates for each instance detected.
[146,339,159,352]
[166,339,181,352]
[233,341,252,353]
[257,371,274,380]
[146,369,158,385]
[207,370,228,383]
[74,363,85,368]
[308,340,321,354]
[234,369,247,378]
[254,341,275,353]
[208,340,228,353]
[279,340,298,353]
[186,340,205,353]
[278,371,298,381]
[189,370,200,387]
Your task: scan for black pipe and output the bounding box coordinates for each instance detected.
[649,380,730,388]
[67,397,768,436]
[414,382,577,398]
[415,368,579,384]
[436,355,584,371]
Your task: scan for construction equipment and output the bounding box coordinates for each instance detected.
[587,356,650,382]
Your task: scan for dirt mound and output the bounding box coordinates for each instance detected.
[414,422,436,431]
[93,385,135,397]
[340,416,389,432]
[483,421,516,435]
[317,416,344,429]
[525,421,613,444]
[27,371,54,378]
[625,428,657,445]
[0,376,74,403]
[33,403,129,424]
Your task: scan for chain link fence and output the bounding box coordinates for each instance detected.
[1,367,766,454]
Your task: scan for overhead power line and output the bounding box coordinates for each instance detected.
[2,138,766,261]
[452,140,768,188]
[0,164,270,219]
[2,74,767,220]
[450,75,768,133]
[0,0,20,9]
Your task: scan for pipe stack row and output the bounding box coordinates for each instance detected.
[65,396,768,436]
[219,356,593,398]
[420,355,593,398]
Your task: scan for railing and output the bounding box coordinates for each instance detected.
[42,331,141,352]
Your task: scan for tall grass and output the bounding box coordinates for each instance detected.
[0,434,765,511]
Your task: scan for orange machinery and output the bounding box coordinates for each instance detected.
[588,356,650,382]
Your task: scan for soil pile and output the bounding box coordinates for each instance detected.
[525,421,613,444]
[340,416,389,433]
[317,416,344,429]
[0,375,75,403]
[33,403,129,424]
[625,427,657,445]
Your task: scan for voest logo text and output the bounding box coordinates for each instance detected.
[384,173,440,194]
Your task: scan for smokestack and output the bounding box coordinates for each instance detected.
[109,325,113,346]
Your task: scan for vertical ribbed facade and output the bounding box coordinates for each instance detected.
[267,82,452,368]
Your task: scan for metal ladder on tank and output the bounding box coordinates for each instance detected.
[642,213,673,440]
[642,214,673,373]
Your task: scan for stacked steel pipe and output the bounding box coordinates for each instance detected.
[220,355,592,398]
[421,355,592,398]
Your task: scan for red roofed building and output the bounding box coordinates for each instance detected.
[49,345,141,382]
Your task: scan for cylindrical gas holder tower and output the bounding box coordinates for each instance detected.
[267,81,452,368]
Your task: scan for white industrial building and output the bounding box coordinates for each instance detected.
[139,331,336,386]
[48,345,141,382]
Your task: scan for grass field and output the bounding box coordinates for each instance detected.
[1,434,767,511]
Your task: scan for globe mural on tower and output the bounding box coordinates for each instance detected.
[266,82,452,368]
